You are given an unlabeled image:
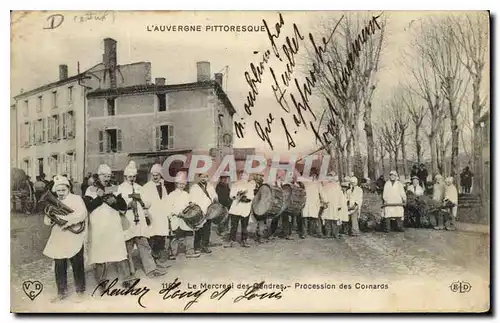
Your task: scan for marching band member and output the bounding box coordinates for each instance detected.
[442,177,459,231]
[321,174,344,239]
[407,176,424,196]
[269,170,291,240]
[215,175,232,236]
[166,171,200,258]
[225,170,254,248]
[118,161,167,278]
[252,173,269,243]
[346,176,363,237]
[43,175,88,302]
[142,164,174,263]
[189,173,219,254]
[382,170,407,232]
[433,174,445,202]
[84,164,135,289]
[301,168,325,238]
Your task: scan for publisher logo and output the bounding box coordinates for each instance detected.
[450,281,471,293]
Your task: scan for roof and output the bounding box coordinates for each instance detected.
[14,73,87,100]
[128,149,192,158]
[87,80,236,116]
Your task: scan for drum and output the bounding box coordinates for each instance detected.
[281,184,306,214]
[251,184,286,221]
[206,202,229,225]
[178,203,204,230]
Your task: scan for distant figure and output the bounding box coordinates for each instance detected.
[410,165,419,178]
[376,175,386,194]
[460,167,473,194]
[34,176,46,201]
[80,172,92,197]
[417,163,428,189]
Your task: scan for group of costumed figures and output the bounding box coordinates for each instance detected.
[38,161,459,302]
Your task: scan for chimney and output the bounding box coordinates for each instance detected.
[155,77,166,86]
[214,73,223,87]
[196,61,211,82]
[103,38,117,88]
[59,64,68,80]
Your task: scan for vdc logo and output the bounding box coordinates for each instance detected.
[450,281,472,293]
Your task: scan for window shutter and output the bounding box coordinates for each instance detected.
[168,125,174,149]
[72,154,77,182]
[29,122,33,146]
[62,113,67,139]
[71,112,75,138]
[98,130,104,153]
[155,126,160,151]
[42,118,46,143]
[117,129,123,152]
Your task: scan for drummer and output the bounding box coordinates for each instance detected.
[165,171,200,258]
[252,173,269,244]
[269,170,292,240]
[301,168,325,238]
[189,173,219,254]
[225,170,254,248]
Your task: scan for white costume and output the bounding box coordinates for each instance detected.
[142,178,169,236]
[444,178,459,218]
[189,178,217,228]
[229,178,255,217]
[382,179,407,219]
[43,176,88,259]
[321,180,346,221]
[86,164,128,265]
[302,179,324,219]
[118,181,151,240]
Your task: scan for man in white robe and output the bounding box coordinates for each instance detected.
[301,168,325,238]
[43,175,88,302]
[225,170,254,248]
[118,161,167,278]
[321,174,345,239]
[346,176,363,236]
[189,173,219,254]
[382,170,407,232]
[84,164,135,288]
[443,177,459,231]
[142,164,173,263]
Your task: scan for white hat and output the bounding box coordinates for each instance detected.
[175,171,187,184]
[445,177,454,184]
[124,161,137,176]
[350,176,358,185]
[435,174,443,180]
[97,164,111,175]
[52,175,70,192]
[150,164,163,175]
[389,170,398,176]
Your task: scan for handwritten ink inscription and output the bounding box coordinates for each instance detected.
[43,11,116,30]
[235,12,384,151]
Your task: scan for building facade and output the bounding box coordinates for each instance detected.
[86,60,235,184]
[13,65,85,183]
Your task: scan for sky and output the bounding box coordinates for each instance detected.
[11,10,488,159]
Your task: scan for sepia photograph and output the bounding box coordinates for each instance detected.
[10,10,490,313]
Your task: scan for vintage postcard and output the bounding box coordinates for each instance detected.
[10,10,490,313]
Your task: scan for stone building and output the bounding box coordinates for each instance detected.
[85,40,235,184]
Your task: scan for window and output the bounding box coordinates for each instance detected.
[68,86,73,103]
[157,94,167,112]
[50,154,58,176]
[66,111,75,138]
[23,100,28,117]
[42,118,46,143]
[51,115,60,141]
[22,122,29,147]
[36,119,43,144]
[100,128,122,153]
[29,122,35,146]
[23,159,31,177]
[107,98,116,116]
[155,125,174,151]
[37,95,43,112]
[37,158,44,176]
[52,91,57,108]
[62,113,67,139]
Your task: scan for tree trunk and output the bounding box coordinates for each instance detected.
[394,148,399,175]
[429,130,438,176]
[388,150,393,171]
[471,79,483,197]
[450,109,460,188]
[401,130,407,177]
[415,126,422,164]
[364,103,376,180]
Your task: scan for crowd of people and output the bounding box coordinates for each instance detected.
[40,161,460,303]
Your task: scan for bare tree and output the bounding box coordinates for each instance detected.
[452,13,489,195]
[422,17,470,180]
[401,87,428,164]
[403,19,447,176]
[391,90,411,176]
[312,12,386,177]
[378,104,403,174]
